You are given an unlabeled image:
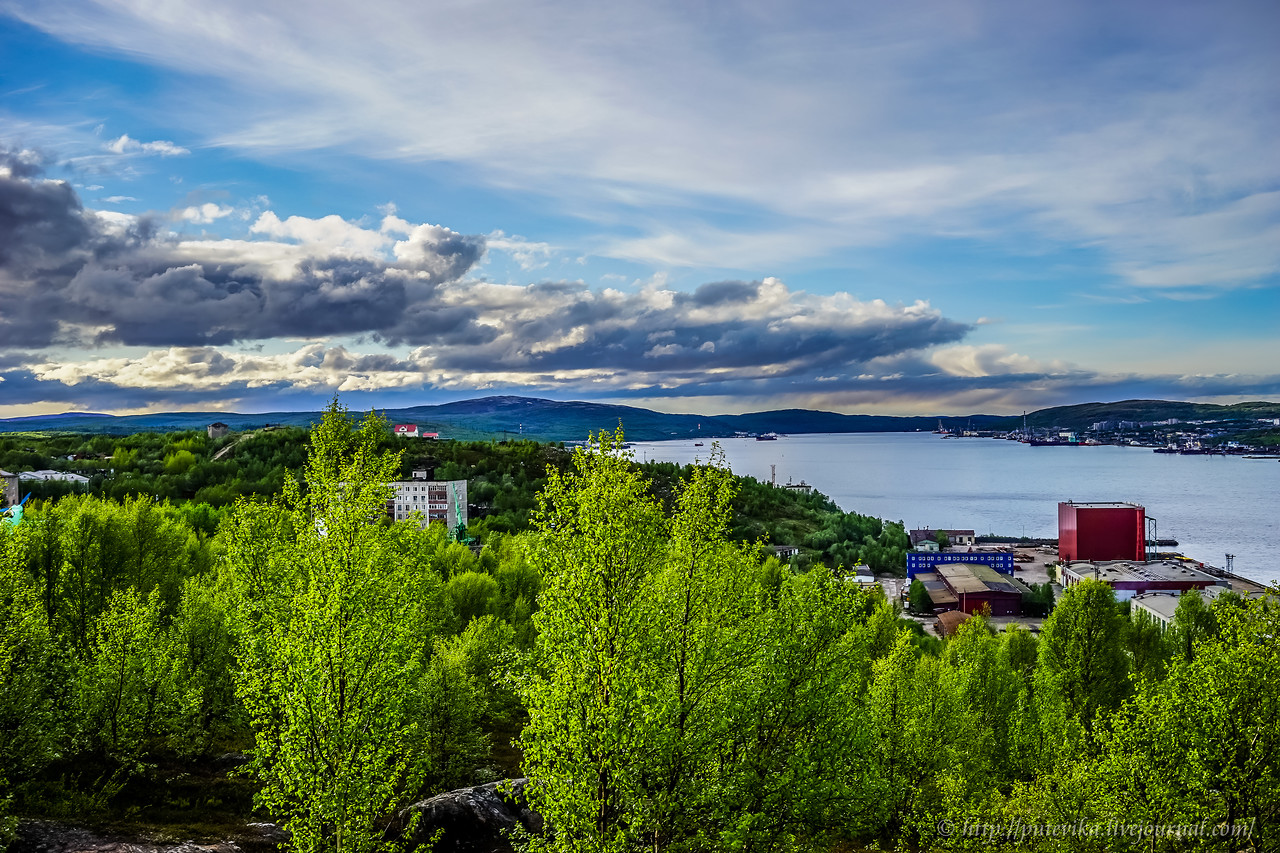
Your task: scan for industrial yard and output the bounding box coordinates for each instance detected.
[898,503,1271,638]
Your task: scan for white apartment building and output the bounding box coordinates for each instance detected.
[389,471,467,530]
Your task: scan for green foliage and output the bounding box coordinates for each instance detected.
[1166,588,1217,662]
[1014,594,1280,852]
[165,578,243,755]
[0,524,65,793]
[803,510,909,575]
[1037,580,1128,734]
[1020,581,1055,617]
[908,578,933,613]
[518,431,882,852]
[224,401,461,853]
[164,449,199,475]
[1125,607,1168,684]
[444,570,500,631]
[76,587,174,765]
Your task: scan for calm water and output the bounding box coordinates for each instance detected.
[631,433,1280,586]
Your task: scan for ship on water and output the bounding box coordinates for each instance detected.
[1029,431,1082,446]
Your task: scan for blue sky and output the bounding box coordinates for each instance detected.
[1,0,1277,417]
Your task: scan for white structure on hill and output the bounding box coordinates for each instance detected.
[18,470,91,484]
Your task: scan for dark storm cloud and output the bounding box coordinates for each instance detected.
[407,278,971,383]
[0,151,93,268]
[692,280,758,306]
[2,151,988,406]
[0,152,486,348]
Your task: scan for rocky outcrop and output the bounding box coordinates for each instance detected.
[9,821,252,853]
[11,779,540,853]
[390,779,542,853]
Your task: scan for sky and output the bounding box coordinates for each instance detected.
[1,0,1278,418]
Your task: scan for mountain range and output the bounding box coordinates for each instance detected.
[1,397,1277,442]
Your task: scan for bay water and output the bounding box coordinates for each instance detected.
[630,432,1280,586]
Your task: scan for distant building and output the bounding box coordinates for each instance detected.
[1060,560,1225,601]
[907,551,1015,578]
[18,470,90,484]
[1132,586,1265,630]
[771,545,800,560]
[207,422,230,439]
[936,610,972,637]
[394,424,421,438]
[1,469,18,507]
[1058,501,1146,562]
[914,562,1027,616]
[389,470,467,529]
[910,528,976,548]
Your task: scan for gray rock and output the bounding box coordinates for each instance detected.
[242,825,288,845]
[390,779,542,853]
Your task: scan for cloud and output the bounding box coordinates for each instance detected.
[0,158,964,383]
[485,230,554,270]
[5,148,1275,417]
[105,134,189,157]
[0,153,485,347]
[179,203,232,223]
[9,341,1280,418]
[7,0,1277,291]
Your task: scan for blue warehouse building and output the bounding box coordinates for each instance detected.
[907,551,1015,578]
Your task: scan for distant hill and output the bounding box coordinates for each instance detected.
[1,396,1274,441]
[1023,400,1280,431]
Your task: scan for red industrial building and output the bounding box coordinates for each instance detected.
[1058,501,1145,562]
[915,562,1027,616]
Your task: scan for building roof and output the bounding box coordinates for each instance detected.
[1130,592,1184,623]
[1132,585,1258,623]
[936,562,1024,596]
[914,572,958,608]
[910,528,976,546]
[909,529,936,546]
[1060,501,1143,510]
[1063,560,1220,586]
[936,610,971,636]
[17,470,91,483]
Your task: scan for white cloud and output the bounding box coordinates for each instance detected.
[927,345,1065,378]
[179,203,233,223]
[485,230,554,270]
[105,133,190,156]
